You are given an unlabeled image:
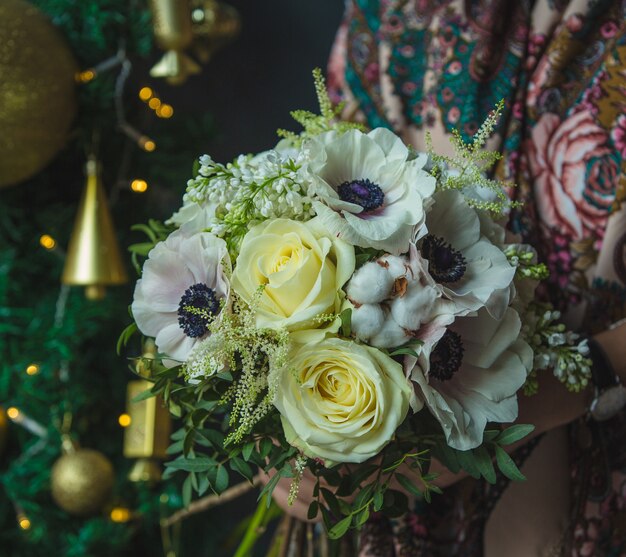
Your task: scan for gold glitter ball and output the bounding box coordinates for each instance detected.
[0,0,77,188]
[50,449,114,516]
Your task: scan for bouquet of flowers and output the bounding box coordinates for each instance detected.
[122,70,591,543]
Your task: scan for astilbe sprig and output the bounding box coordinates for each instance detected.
[427,100,522,215]
[277,68,366,145]
[183,289,290,445]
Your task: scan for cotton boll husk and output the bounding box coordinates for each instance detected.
[346,261,394,304]
[351,303,385,341]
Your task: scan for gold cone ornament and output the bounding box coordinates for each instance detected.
[190,0,240,63]
[124,341,172,483]
[0,408,7,457]
[51,437,115,516]
[0,0,77,188]
[149,0,201,85]
[62,156,128,300]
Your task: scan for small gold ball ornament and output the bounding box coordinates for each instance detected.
[51,448,115,516]
[0,0,78,188]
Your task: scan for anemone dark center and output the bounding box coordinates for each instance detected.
[421,235,467,283]
[177,283,221,338]
[429,330,464,382]
[337,179,385,212]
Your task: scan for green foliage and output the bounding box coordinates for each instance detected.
[427,100,522,215]
[277,68,366,145]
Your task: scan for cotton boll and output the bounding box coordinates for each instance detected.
[377,254,408,280]
[351,303,385,341]
[369,317,410,349]
[390,283,439,331]
[346,262,394,304]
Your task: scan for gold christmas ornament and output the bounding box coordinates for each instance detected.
[0,0,77,188]
[124,377,171,483]
[149,0,201,85]
[190,0,240,63]
[61,156,128,300]
[51,446,115,516]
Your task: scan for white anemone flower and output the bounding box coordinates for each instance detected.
[307,128,436,254]
[132,229,230,365]
[420,190,515,319]
[406,307,533,450]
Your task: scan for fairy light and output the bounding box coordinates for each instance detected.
[25,364,40,376]
[18,514,31,530]
[39,234,56,250]
[130,179,148,193]
[148,97,161,110]
[118,413,132,427]
[110,507,132,523]
[140,138,156,152]
[75,69,96,83]
[156,104,174,119]
[139,87,153,101]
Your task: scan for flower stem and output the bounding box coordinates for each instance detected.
[233,494,275,557]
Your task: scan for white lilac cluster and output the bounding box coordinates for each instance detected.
[132,109,585,465]
[169,148,316,249]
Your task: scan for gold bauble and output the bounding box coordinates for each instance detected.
[50,449,114,516]
[0,0,77,188]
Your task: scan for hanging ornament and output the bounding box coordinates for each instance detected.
[149,0,201,85]
[190,0,240,64]
[124,340,172,483]
[61,156,128,300]
[51,436,115,516]
[0,0,77,188]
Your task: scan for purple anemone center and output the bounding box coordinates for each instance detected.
[337,179,385,212]
[429,330,464,382]
[177,283,220,338]
[421,235,467,283]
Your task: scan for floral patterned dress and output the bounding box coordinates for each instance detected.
[327,1,626,555]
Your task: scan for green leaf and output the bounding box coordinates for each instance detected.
[455,449,481,479]
[482,429,500,442]
[164,457,217,473]
[197,428,225,448]
[242,441,255,462]
[395,473,423,498]
[339,307,352,337]
[198,474,210,496]
[432,443,460,474]
[183,429,196,457]
[130,387,156,403]
[389,345,422,358]
[496,424,535,446]
[494,446,526,481]
[215,465,229,493]
[259,438,273,459]
[116,322,138,354]
[373,490,384,512]
[231,457,254,481]
[472,445,496,484]
[307,501,319,521]
[355,507,370,528]
[348,464,378,490]
[328,516,352,540]
[321,488,341,518]
[166,440,184,455]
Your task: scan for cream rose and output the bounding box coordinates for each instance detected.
[274,338,412,466]
[231,218,355,340]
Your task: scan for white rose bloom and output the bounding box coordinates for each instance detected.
[131,229,230,365]
[231,218,355,342]
[407,307,533,450]
[274,337,412,466]
[420,190,515,320]
[307,128,436,254]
